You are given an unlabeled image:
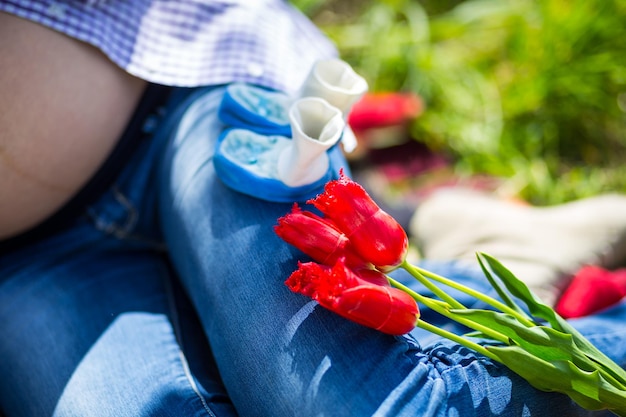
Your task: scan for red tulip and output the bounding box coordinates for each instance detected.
[285,259,419,335]
[308,171,408,271]
[555,265,626,319]
[274,204,368,268]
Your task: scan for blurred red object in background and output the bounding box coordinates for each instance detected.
[555,265,626,319]
[348,92,423,131]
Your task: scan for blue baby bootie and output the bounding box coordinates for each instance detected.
[213,97,346,203]
[213,59,370,203]
[217,83,292,136]
[213,128,334,203]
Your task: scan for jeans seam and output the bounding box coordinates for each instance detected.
[86,185,166,249]
[163,274,218,417]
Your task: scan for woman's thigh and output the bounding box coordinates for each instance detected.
[159,88,617,417]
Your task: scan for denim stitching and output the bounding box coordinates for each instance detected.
[109,186,138,238]
[163,274,218,417]
[86,185,166,249]
[85,185,136,237]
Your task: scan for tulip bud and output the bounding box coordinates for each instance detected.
[274,204,368,268]
[286,259,419,335]
[308,171,408,271]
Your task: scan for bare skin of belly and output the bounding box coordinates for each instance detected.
[0,12,146,240]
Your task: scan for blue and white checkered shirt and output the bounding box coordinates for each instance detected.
[0,0,338,93]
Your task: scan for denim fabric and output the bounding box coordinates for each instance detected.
[159,89,625,417]
[1,86,625,416]
[0,87,237,417]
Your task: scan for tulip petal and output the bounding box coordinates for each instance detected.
[349,210,409,271]
[308,171,408,270]
[335,285,419,335]
[285,259,418,335]
[309,170,379,230]
[275,204,368,268]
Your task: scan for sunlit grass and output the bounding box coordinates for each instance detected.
[294,0,626,205]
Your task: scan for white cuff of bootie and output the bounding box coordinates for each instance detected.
[277,97,344,187]
[299,59,368,153]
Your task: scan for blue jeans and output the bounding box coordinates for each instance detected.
[1,86,625,417]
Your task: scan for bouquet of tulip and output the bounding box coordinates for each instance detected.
[274,171,626,416]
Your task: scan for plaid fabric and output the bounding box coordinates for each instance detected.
[0,0,337,92]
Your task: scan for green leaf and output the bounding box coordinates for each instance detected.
[476,253,529,319]
[488,345,626,414]
[478,252,626,389]
[453,308,621,379]
[476,253,558,325]
[453,309,574,361]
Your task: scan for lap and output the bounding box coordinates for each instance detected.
[6,85,618,417]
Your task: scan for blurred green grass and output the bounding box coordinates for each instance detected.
[293,0,626,204]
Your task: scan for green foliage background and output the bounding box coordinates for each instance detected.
[293,0,626,204]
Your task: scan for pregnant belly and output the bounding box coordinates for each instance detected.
[0,12,146,241]
[0,139,118,240]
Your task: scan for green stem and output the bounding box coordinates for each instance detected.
[398,260,465,310]
[389,277,512,346]
[403,261,535,327]
[416,319,500,362]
